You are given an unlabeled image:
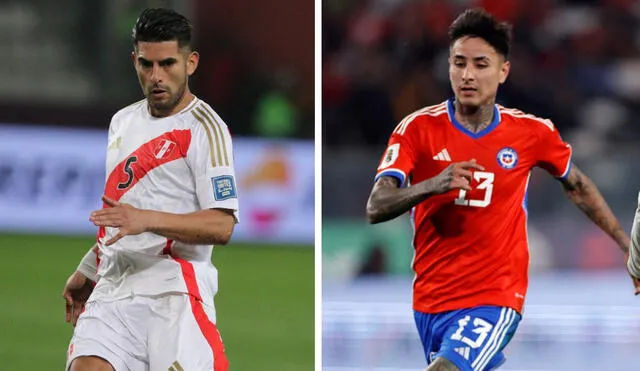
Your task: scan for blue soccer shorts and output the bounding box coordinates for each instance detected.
[414,306,521,371]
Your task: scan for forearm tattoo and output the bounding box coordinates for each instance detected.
[366,176,432,224]
[561,165,629,252]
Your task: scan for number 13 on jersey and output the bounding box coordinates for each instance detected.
[454,171,495,208]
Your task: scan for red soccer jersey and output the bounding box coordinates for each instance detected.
[375,98,572,314]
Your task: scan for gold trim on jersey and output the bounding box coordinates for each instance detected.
[193,105,229,167]
[200,105,230,167]
[168,361,184,371]
[178,96,200,115]
[192,109,218,167]
[107,136,122,150]
[195,106,224,166]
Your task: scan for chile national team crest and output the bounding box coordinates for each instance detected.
[497,147,518,169]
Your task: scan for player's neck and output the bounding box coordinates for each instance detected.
[454,100,495,133]
[148,90,195,118]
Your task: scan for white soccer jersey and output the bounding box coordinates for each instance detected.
[89,96,239,312]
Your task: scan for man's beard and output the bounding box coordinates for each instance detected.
[147,84,186,112]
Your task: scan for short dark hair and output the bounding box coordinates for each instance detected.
[132,8,193,50]
[449,8,512,58]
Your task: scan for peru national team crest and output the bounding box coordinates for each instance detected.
[154,139,176,159]
[497,147,518,169]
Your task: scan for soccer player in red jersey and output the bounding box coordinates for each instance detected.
[366,8,639,371]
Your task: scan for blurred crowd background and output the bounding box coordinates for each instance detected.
[0,0,315,243]
[323,0,639,148]
[0,0,314,138]
[322,0,640,370]
[0,1,314,369]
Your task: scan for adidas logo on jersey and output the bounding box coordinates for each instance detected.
[432,148,451,161]
[107,136,122,150]
[454,346,470,360]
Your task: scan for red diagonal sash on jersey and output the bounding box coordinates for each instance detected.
[175,257,229,370]
[96,129,192,242]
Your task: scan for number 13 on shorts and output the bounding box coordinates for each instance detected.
[442,307,521,371]
[451,315,493,348]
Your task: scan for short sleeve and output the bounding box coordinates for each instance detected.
[536,121,572,179]
[106,112,121,149]
[104,113,122,179]
[188,106,240,223]
[374,120,419,187]
[628,192,640,278]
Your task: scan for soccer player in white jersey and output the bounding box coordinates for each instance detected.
[62,8,237,371]
[628,193,640,279]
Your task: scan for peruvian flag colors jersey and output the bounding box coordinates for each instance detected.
[375,98,572,314]
[90,97,239,318]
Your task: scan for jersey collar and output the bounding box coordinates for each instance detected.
[144,95,200,120]
[446,97,501,139]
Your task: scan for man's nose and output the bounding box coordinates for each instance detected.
[462,66,474,81]
[150,64,162,83]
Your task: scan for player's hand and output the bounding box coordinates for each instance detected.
[430,159,485,194]
[62,270,94,326]
[630,275,640,296]
[89,195,149,246]
[624,252,640,296]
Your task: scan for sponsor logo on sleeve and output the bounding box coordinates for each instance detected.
[378,143,400,170]
[212,175,237,201]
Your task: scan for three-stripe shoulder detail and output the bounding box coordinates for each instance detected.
[498,106,555,132]
[190,104,230,167]
[393,102,448,135]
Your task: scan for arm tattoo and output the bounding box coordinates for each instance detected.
[560,164,629,252]
[366,176,435,224]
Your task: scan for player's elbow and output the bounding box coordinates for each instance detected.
[366,200,384,224]
[211,222,235,245]
[199,209,236,245]
[366,210,381,224]
[213,235,232,246]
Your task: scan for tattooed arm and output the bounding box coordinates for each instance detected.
[366,176,436,224]
[366,160,484,224]
[560,164,629,253]
[560,164,640,292]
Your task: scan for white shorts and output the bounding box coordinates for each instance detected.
[66,294,228,371]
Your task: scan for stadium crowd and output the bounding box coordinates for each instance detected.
[323,0,640,162]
